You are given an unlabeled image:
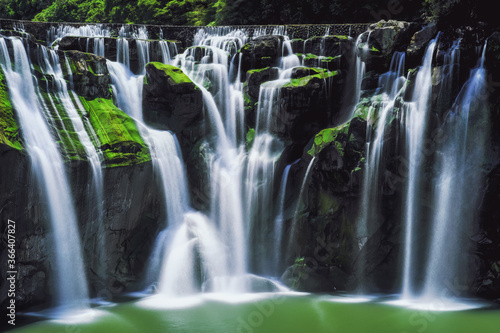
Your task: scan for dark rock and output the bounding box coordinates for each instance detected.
[240,35,284,74]
[142,62,203,133]
[243,66,279,127]
[484,32,500,83]
[271,71,340,143]
[64,50,112,99]
[359,20,420,73]
[303,35,354,57]
[281,261,334,292]
[406,22,438,67]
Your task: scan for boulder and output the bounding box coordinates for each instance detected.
[64,50,112,99]
[271,70,339,143]
[302,35,353,56]
[243,66,279,127]
[406,22,438,66]
[240,35,284,74]
[358,20,420,73]
[142,62,203,133]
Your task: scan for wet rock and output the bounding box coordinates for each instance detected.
[281,260,334,292]
[243,66,279,127]
[142,62,203,133]
[407,22,438,63]
[64,50,112,99]
[240,35,284,74]
[484,32,500,82]
[302,35,354,57]
[271,71,340,143]
[359,20,420,73]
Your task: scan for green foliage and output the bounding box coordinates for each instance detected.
[37,91,88,161]
[1,0,495,26]
[0,68,22,151]
[0,0,52,20]
[78,97,151,167]
[33,0,105,23]
[422,0,494,25]
[284,70,338,88]
[246,127,255,150]
[307,124,348,157]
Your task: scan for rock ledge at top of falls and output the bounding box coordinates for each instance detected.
[142,62,203,133]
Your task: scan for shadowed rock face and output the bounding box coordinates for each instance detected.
[240,35,285,73]
[64,50,112,99]
[142,62,203,133]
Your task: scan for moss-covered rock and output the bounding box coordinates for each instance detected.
[142,62,203,133]
[307,125,348,157]
[64,50,112,99]
[302,35,354,57]
[240,35,284,74]
[37,91,87,162]
[283,70,338,88]
[243,66,279,127]
[78,97,150,168]
[0,68,22,151]
[359,20,421,73]
[269,70,340,143]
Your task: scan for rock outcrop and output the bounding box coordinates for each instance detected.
[142,62,203,133]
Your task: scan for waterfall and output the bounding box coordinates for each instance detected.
[401,37,438,298]
[106,56,195,295]
[287,157,316,261]
[356,52,406,291]
[37,46,103,208]
[421,42,489,299]
[273,161,298,273]
[3,20,496,314]
[0,37,89,311]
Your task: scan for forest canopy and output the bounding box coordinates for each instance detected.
[0,0,495,26]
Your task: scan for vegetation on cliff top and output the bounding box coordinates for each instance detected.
[0,0,495,26]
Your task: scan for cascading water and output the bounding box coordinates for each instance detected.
[400,36,438,298]
[287,157,316,261]
[421,42,490,299]
[356,52,406,291]
[0,37,89,311]
[36,46,103,208]
[2,21,496,321]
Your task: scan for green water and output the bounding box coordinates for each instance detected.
[11,294,500,333]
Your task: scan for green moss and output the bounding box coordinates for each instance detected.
[148,62,194,85]
[243,91,252,105]
[246,128,255,150]
[308,124,349,157]
[303,53,319,61]
[79,97,151,168]
[239,43,251,53]
[333,35,349,40]
[0,69,22,151]
[38,92,86,161]
[247,66,271,75]
[317,190,340,216]
[284,70,338,88]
